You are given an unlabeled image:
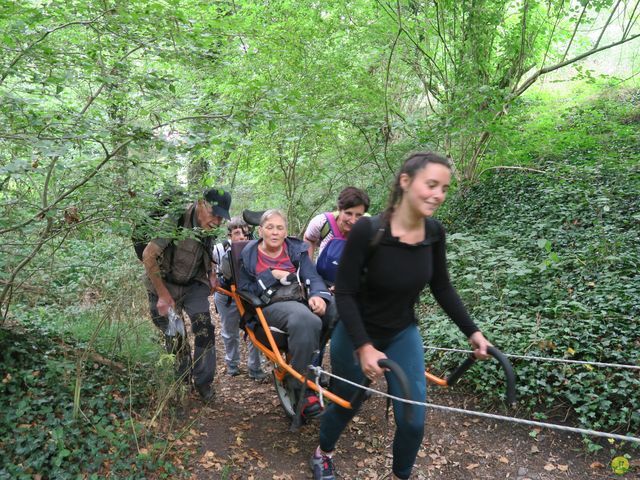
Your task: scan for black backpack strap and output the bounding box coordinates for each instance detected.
[424,217,441,244]
[365,215,439,262]
[360,215,385,284]
[366,214,385,262]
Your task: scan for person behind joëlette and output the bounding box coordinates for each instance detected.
[211,217,266,380]
[141,188,231,402]
[310,152,493,480]
[304,186,371,259]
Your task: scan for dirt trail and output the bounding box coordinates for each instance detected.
[173,314,638,479]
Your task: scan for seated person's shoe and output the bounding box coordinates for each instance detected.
[300,392,323,419]
[226,365,240,376]
[310,448,336,480]
[195,383,215,403]
[319,372,330,388]
[248,369,267,381]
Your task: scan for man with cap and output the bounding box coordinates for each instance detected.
[142,188,231,402]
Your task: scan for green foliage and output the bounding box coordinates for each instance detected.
[2,0,639,307]
[0,0,638,466]
[421,94,639,447]
[0,325,185,479]
[487,84,640,172]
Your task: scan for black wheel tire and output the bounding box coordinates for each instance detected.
[273,370,297,419]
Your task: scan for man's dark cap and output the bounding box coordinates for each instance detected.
[204,188,231,220]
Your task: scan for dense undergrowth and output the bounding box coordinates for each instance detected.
[0,325,189,479]
[422,87,639,451]
[1,243,191,478]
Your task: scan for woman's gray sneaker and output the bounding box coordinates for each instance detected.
[310,451,336,480]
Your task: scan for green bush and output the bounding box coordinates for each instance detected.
[422,136,639,450]
[0,326,185,479]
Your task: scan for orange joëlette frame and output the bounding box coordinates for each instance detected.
[216,284,450,403]
[216,285,354,409]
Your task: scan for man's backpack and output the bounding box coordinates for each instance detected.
[132,187,187,260]
[213,240,232,287]
[315,212,346,284]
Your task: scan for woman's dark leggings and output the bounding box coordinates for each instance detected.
[319,322,426,479]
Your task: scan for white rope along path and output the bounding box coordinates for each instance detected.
[423,346,640,371]
[308,366,640,444]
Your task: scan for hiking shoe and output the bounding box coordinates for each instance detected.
[310,450,336,480]
[301,392,323,419]
[195,383,215,403]
[226,365,240,376]
[248,369,267,381]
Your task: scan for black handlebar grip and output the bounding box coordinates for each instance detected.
[349,358,414,423]
[445,346,517,406]
[486,346,517,406]
[445,356,477,386]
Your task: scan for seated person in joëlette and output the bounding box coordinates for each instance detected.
[237,209,336,418]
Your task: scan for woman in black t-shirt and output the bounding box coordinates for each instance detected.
[310,152,492,480]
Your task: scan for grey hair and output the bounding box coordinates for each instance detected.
[259,209,288,228]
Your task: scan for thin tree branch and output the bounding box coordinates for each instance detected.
[153,113,233,130]
[595,0,622,48]
[516,0,530,79]
[0,11,111,86]
[375,0,446,82]
[0,139,134,236]
[561,2,588,63]
[514,32,640,98]
[79,43,147,116]
[42,157,58,210]
[478,165,547,178]
[0,214,54,311]
[622,0,640,39]
[541,0,565,68]
[382,3,402,174]
[433,0,456,72]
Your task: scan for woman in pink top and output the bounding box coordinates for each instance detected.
[304,187,370,259]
